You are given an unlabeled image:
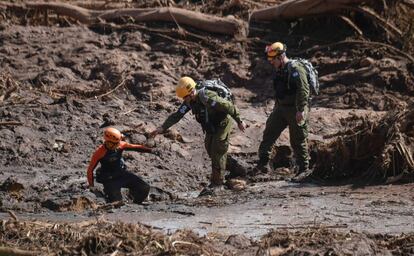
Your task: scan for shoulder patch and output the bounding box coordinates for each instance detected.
[179,104,189,114]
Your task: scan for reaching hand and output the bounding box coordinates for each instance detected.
[238,121,246,132]
[296,111,305,125]
[149,127,164,138]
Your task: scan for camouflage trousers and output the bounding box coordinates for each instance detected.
[258,105,309,171]
[204,118,233,185]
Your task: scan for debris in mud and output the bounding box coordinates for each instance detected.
[41,196,97,212]
[1,218,414,255]
[312,103,414,184]
[0,218,258,255]
[258,227,414,255]
[226,178,247,191]
[0,0,414,249]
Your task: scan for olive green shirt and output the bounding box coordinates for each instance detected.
[161,89,242,131]
[274,61,310,112]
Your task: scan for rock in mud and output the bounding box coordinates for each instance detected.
[225,234,252,249]
[171,143,191,160]
[42,196,96,212]
[360,57,375,67]
[0,177,24,193]
[226,179,247,191]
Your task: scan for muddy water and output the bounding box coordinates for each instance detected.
[4,181,413,239]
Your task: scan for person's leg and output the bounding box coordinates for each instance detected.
[123,171,150,204]
[209,120,232,186]
[287,107,310,173]
[205,133,213,158]
[257,107,288,171]
[226,155,247,179]
[102,179,123,203]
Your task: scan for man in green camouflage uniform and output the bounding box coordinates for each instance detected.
[255,42,311,181]
[150,76,246,191]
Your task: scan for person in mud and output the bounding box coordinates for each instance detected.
[149,76,246,195]
[87,127,155,204]
[254,42,312,182]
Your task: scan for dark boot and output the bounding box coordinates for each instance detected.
[199,169,224,197]
[249,160,270,176]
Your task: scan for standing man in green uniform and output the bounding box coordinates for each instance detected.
[150,76,246,192]
[254,42,311,181]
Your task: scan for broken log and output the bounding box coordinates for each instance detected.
[0,1,245,36]
[249,0,372,21]
[319,66,380,84]
[0,247,40,256]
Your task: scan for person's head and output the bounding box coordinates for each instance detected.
[176,76,197,104]
[265,42,288,70]
[103,127,122,150]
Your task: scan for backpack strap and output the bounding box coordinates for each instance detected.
[197,88,210,125]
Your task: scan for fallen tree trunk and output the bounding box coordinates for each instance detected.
[249,0,372,21]
[0,1,245,36]
[0,247,40,256]
[319,66,380,84]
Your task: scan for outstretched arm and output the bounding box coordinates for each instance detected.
[150,103,190,137]
[120,141,153,153]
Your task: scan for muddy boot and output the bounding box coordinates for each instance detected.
[248,161,270,176]
[199,169,224,197]
[291,169,314,183]
[198,183,225,197]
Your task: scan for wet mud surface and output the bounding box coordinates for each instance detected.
[1,0,414,254]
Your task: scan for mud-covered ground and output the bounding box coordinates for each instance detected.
[1,0,414,254]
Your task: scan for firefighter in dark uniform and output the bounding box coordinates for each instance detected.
[87,127,154,203]
[254,42,311,181]
[150,76,246,193]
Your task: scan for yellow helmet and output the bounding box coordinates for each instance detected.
[265,42,286,60]
[176,76,196,99]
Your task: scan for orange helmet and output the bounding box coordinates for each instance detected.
[265,42,286,60]
[103,127,122,143]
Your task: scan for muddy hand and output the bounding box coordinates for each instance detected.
[238,121,246,132]
[296,111,305,125]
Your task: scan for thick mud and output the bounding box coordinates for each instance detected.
[1,0,414,254]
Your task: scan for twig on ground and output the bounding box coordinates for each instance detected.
[7,210,18,221]
[0,121,23,126]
